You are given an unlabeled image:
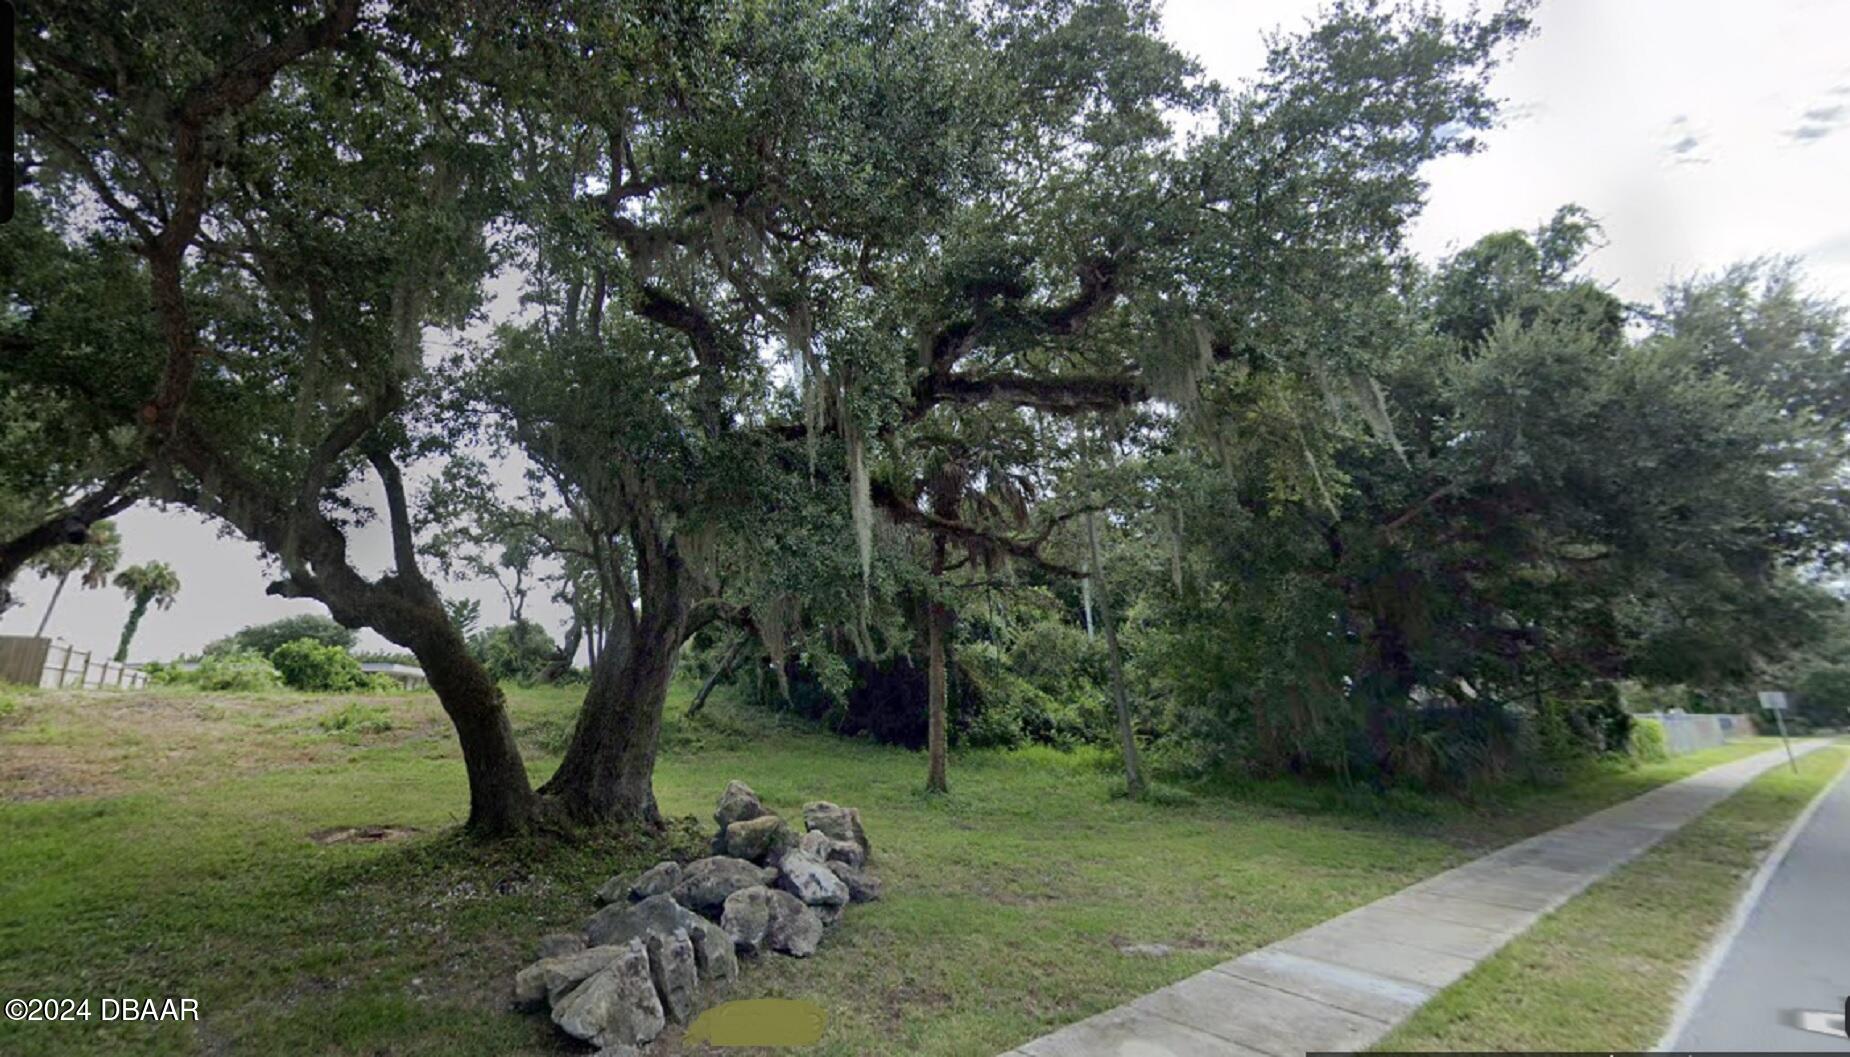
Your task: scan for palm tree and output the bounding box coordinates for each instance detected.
[30,520,122,637]
[111,561,181,662]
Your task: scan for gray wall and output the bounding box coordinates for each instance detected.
[1637,711,1758,755]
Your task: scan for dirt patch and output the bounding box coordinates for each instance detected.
[309,825,422,845]
[1106,932,1221,956]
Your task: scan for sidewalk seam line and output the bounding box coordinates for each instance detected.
[1204,962,1396,1026]
[1137,1003,1280,1057]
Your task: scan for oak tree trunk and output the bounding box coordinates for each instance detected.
[318,571,541,838]
[540,623,681,827]
[1086,508,1144,797]
[538,530,688,829]
[925,535,950,795]
[412,614,541,836]
[689,631,747,717]
[293,455,543,840]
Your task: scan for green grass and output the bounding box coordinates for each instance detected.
[1376,745,1849,1051]
[0,682,1791,1056]
[316,701,396,737]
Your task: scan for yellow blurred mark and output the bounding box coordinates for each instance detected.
[683,998,829,1047]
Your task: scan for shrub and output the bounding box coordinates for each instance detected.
[271,638,366,692]
[317,701,394,736]
[469,621,559,684]
[1630,717,1670,762]
[1794,665,1850,727]
[1578,698,1635,754]
[204,614,355,657]
[957,642,1093,749]
[178,651,284,692]
[1007,621,1106,696]
[1532,696,1630,761]
[1387,700,1527,791]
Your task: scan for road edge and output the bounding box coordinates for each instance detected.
[1653,746,1848,1051]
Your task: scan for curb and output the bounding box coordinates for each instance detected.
[1653,747,1848,1051]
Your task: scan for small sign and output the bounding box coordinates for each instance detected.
[1758,691,1790,711]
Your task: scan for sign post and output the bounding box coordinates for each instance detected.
[1757,691,1797,773]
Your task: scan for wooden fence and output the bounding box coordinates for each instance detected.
[0,636,149,689]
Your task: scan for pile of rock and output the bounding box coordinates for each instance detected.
[512,781,882,1052]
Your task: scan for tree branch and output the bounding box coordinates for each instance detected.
[367,449,422,582]
[871,478,1086,578]
[0,464,145,610]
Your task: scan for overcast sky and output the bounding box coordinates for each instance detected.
[7,0,1850,663]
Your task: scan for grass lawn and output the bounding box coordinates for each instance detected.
[1376,744,1849,1051]
[0,681,1787,1056]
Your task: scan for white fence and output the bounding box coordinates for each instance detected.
[0,636,149,690]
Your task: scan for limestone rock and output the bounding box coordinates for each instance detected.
[513,944,625,1009]
[629,860,683,901]
[823,838,866,869]
[765,888,824,957]
[797,828,864,868]
[825,859,884,903]
[645,928,700,1025]
[802,801,869,857]
[776,849,848,907]
[551,940,665,1049]
[714,780,767,830]
[720,885,775,955]
[672,855,777,916]
[795,830,833,860]
[723,814,796,864]
[686,916,738,984]
[586,893,703,948]
[593,873,631,906]
[535,932,587,961]
[816,902,844,929]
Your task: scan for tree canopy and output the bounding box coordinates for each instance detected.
[8,0,1846,835]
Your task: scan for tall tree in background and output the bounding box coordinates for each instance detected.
[111,561,180,662]
[204,614,356,658]
[30,520,121,637]
[1133,209,1850,785]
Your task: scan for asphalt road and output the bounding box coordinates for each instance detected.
[1671,761,1850,1051]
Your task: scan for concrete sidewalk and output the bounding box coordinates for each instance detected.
[998,741,1826,1057]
